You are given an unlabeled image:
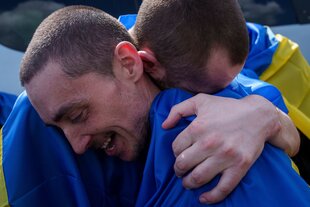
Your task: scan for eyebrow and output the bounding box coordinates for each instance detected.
[52,100,85,122]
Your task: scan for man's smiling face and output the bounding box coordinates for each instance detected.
[25,60,151,161]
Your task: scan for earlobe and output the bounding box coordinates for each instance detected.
[114,41,143,82]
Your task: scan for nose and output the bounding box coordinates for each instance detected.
[63,127,92,154]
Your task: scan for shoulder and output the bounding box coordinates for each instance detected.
[216,74,288,113]
[235,74,288,113]
[148,88,195,146]
[150,88,193,118]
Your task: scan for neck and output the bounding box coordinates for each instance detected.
[142,73,161,106]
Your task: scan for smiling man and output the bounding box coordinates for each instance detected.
[25,55,156,161]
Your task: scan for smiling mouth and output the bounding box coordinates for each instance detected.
[101,137,111,149]
[101,136,117,153]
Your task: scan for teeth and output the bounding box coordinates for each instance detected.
[101,137,111,149]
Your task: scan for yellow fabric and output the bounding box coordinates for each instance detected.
[260,34,310,139]
[291,159,300,175]
[0,128,9,207]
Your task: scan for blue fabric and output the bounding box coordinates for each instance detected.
[118,15,279,80]
[0,92,17,126]
[242,23,279,79]
[226,74,288,113]
[136,83,310,206]
[2,92,143,207]
[118,14,137,30]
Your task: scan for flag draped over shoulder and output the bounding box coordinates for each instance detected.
[243,23,310,139]
[259,34,310,139]
[0,92,142,207]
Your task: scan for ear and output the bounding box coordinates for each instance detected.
[114,41,143,82]
[138,50,166,82]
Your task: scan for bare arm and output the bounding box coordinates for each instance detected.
[162,94,299,204]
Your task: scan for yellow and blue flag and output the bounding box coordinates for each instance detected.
[243,23,310,140]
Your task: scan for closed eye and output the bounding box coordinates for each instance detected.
[69,109,88,124]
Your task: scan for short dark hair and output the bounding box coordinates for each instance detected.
[20,5,134,86]
[134,0,249,86]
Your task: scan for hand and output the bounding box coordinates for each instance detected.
[162,94,283,203]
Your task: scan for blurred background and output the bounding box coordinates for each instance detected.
[0,0,309,95]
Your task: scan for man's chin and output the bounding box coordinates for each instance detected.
[118,147,147,162]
